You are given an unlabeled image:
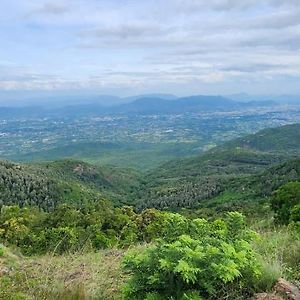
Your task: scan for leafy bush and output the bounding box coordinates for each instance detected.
[0,204,171,255]
[123,212,261,299]
[271,181,300,224]
[290,204,300,223]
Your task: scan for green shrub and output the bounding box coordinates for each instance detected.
[122,212,261,299]
[290,204,300,223]
[271,181,300,224]
[0,204,184,255]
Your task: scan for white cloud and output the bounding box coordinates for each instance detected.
[0,0,300,93]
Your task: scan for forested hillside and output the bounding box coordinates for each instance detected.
[134,124,300,211]
[136,158,300,211]
[0,161,61,210]
[222,123,300,153]
[0,159,140,210]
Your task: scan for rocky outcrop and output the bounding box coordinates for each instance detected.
[253,292,283,300]
[253,278,300,300]
[274,278,300,300]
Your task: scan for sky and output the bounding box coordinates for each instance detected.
[1,0,300,97]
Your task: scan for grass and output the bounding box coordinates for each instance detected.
[251,219,300,291]
[0,246,134,300]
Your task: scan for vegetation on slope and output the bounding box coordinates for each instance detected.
[134,123,300,211]
[222,123,300,153]
[40,159,141,205]
[123,212,261,300]
[0,160,63,210]
[135,157,300,212]
[0,245,127,300]
[15,141,202,171]
[0,159,141,210]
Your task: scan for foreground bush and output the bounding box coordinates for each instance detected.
[123,212,261,299]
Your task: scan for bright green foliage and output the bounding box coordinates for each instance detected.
[123,212,261,300]
[290,204,300,223]
[0,204,174,255]
[271,181,300,224]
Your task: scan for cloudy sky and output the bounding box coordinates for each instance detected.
[1,0,300,96]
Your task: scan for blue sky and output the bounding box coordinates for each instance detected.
[1,0,300,96]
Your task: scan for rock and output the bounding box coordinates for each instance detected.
[274,278,300,300]
[64,270,84,282]
[0,266,12,276]
[252,292,283,300]
[73,164,84,175]
[64,264,88,286]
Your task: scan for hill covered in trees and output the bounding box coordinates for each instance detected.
[151,123,300,179]
[134,124,300,211]
[222,123,300,153]
[0,159,140,210]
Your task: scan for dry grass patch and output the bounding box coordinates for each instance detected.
[0,246,135,299]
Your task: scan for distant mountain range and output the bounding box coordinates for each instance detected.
[0,94,284,117]
[1,91,299,108]
[0,91,177,107]
[228,93,300,104]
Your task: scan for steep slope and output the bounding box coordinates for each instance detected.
[196,158,300,212]
[40,159,141,202]
[137,157,300,211]
[0,160,61,210]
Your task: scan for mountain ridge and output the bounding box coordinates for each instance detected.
[0,94,284,118]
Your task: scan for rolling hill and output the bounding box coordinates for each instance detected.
[135,123,300,210]
[150,123,300,179]
[222,123,300,153]
[0,159,140,210]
